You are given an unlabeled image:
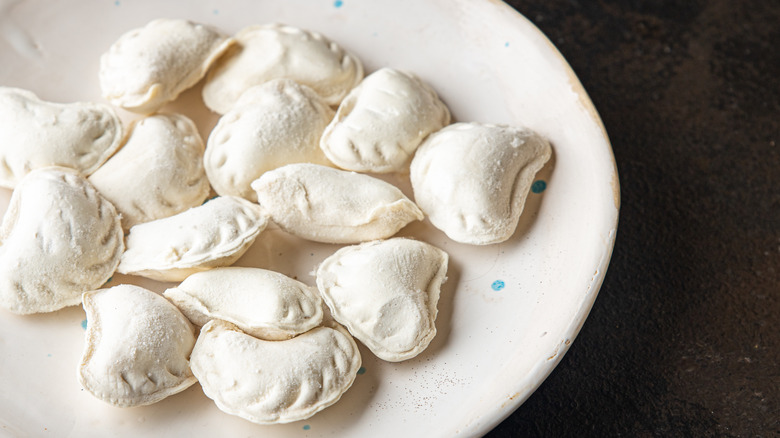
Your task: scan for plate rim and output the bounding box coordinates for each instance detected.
[472,0,620,434]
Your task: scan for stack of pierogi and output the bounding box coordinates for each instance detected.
[0,18,551,424]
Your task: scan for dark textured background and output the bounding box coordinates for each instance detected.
[487,1,779,437]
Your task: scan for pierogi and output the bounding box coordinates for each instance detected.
[88,113,211,230]
[0,87,123,188]
[202,23,363,113]
[78,284,197,407]
[204,79,334,201]
[163,267,323,340]
[251,163,423,244]
[0,15,564,427]
[0,167,123,314]
[316,238,449,362]
[190,319,361,424]
[99,18,234,114]
[321,68,451,173]
[117,196,269,281]
[410,122,552,245]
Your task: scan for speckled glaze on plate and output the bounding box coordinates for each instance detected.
[0,0,619,436]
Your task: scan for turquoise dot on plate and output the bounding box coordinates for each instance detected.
[303,424,311,430]
[334,0,343,7]
[81,319,88,330]
[531,180,547,193]
[357,366,366,375]
[491,280,505,291]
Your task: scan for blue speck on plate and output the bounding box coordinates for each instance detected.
[491,280,505,291]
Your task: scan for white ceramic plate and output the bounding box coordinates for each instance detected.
[0,0,619,436]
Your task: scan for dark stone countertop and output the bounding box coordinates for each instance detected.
[487,1,778,437]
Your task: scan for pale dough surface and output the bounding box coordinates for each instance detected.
[0,167,123,314]
[164,266,323,340]
[78,284,197,407]
[118,196,269,281]
[191,319,361,424]
[410,122,552,245]
[88,113,211,230]
[321,68,450,173]
[205,79,334,202]
[0,87,123,188]
[100,18,234,114]
[203,23,363,113]
[251,163,423,244]
[316,238,448,362]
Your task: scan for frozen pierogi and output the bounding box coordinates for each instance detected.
[316,238,448,361]
[118,197,269,281]
[251,163,423,244]
[190,319,361,424]
[100,18,234,114]
[88,113,211,229]
[0,167,123,314]
[205,79,334,202]
[410,122,552,245]
[0,87,123,188]
[164,267,323,340]
[78,284,197,407]
[321,68,450,173]
[202,23,363,113]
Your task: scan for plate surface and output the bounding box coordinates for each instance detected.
[0,0,619,436]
